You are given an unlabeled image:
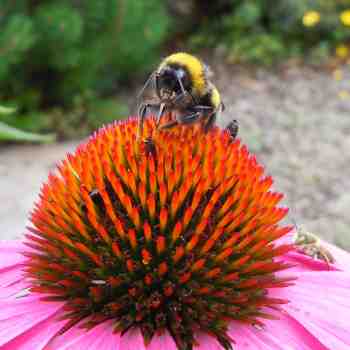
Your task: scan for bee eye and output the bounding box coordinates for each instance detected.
[159,73,179,92]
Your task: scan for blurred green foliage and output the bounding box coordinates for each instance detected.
[1,0,350,139]
[0,0,169,138]
[190,0,350,64]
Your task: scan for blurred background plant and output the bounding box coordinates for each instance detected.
[0,0,350,139]
[0,0,169,140]
[189,0,350,65]
[0,104,55,142]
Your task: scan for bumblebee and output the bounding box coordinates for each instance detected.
[137,52,233,139]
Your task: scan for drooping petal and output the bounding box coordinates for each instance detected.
[272,271,350,349]
[228,312,328,350]
[147,331,177,350]
[0,240,29,298]
[0,265,28,298]
[0,309,66,350]
[45,320,120,350]
[119,328,145,350]
[0,240,26,268]
[0,294,64,347]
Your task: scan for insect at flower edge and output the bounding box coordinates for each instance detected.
[24,117,294,350]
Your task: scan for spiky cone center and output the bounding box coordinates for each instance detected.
[25,117,294,350]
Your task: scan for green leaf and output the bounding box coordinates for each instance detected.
[0,121,55,143]
[0,105,17,115]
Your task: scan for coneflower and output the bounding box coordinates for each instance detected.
[1,117,350,350]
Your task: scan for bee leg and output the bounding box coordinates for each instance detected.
[137,103,148,140]
[159,111,200,130]
[137,102,162,140]
[225,119,239,139]
[193,105,214,111]
[158,119,178,130]
[167,90,195,109]
[178,112,202,125]
[192,105,216,132]
[143,137,157,164]
[174,90,191,103]
[156,102,166,128]
[155,73,162,99]
[159,106,206,130]
[203,112,217,133]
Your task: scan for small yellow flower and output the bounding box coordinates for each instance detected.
[333,69,343,81]
[338,90,350,99]
[302,11,321,27]
[336,45,349,59]
[340,10,350,26]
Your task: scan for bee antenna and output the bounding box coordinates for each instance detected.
[175,74,197,104]
[137,71,157,102]
[288,204,299,232]
[291,217,299,232]
[176,75,186,96]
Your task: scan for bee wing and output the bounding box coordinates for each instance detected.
[203,63,214,79]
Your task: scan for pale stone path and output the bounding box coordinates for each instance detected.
[0,142,78,239]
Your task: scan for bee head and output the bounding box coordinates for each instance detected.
[156,65,191,97]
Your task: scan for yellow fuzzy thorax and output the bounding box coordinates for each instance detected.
[159,52,206,95]
[210,85,221,109]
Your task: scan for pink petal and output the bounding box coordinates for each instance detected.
[0,240,29,298]
[0,309,66,350]
[194,332,223,350]
[320,239,350,272]
[228,312,328,350]
[0,240,26,253]
[0,265,28,298]
[120,328,145,350]
[45,320,120,350]
[281,251,338,272]
[275,230,294,246]
[0,294,64,347]
[271,271,350,349]
[147,331,177,350]
[0,240,27,269]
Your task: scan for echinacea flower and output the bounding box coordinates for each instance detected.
[302,11,321,27]
[1,117,350,350]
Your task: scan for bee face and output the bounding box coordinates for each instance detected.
[156,65,191,97]
[137,52,233,140]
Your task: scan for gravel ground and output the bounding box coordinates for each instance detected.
[216,63,350,250]
[1,62,350,249]
[0,142,79,239]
